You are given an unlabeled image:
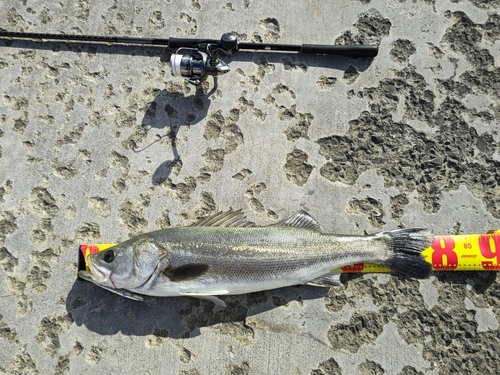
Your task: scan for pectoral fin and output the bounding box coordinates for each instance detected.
[163,264,209,282]
[179,290,229,308]
[305,272,342,287]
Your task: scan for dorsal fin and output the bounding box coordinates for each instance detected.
[192,209,256,228]
[272,210,323,232]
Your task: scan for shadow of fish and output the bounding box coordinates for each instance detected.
[78,210,432,307]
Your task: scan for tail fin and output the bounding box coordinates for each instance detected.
[379,228,432,279]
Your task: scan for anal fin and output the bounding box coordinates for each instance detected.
[305,272,342,287]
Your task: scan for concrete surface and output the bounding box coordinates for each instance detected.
[1,1,500,374]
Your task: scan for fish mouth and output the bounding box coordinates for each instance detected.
[77,253,147,302]
[77,270,95,282]
[78,269,145,302]
[79,256,115,288]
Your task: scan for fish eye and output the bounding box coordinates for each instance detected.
[102,250,115,263]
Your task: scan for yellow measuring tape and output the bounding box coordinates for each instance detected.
[79,231,500,273]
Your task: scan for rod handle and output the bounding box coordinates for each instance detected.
[301,44,378,57]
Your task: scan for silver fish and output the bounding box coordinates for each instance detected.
[78,210,432,307]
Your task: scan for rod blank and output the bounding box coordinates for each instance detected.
[0,30,378,58]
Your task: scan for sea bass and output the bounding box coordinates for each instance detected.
[78,210,432,307]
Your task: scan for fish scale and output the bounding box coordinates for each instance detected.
[165,227,379,277]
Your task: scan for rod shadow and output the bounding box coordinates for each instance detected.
[66,278,330,339]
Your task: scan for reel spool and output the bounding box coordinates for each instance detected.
[169,48,210,86]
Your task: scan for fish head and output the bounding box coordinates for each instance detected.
[84,236,165,290]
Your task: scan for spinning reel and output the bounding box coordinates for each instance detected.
[169,33,237,86]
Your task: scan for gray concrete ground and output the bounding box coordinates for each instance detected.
[1,1,500,374]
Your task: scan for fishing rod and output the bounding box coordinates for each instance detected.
[0,30,378,86]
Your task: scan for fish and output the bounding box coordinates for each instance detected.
[78,209,432,307]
